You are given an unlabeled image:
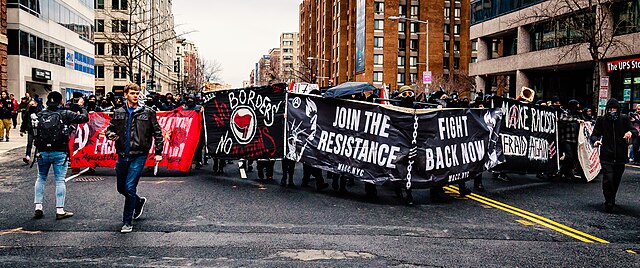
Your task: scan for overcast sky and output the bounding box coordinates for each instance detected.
[172,0,301,88]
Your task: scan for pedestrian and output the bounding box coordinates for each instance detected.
[10,94,18,129]
[105,83,164,233]
[32,91,89,220]
[0,91,14,141]
[393,85,417,205]
[256,159,275,182]
[281,158,296,187]
[86,95,99,112]
[591,99,637,213]
[628,104,640,163]
[182,94,204,169]
[558,100,584,181]
[20,100,41,164]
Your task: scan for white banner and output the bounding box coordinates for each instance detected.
[578,122,601,182]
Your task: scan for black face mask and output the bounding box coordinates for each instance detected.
[399,96,415,108]
[186,100,196,107]
[606,110,620,121]
[28,106,37,112]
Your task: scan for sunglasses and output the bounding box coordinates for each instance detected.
[400,91,415,98]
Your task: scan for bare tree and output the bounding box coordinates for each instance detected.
[513,0,633,104]
[101,1,192,84]
[429,70,476,98]
[288,56,318,83]
[201,58,223,83]
[183,57,224,92]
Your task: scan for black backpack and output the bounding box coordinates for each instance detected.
[35,110,68,151]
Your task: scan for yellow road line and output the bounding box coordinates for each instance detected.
[444,186,608,244]
[516,220,535,226]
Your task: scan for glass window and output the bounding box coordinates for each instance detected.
[42,40,49,63]
[374,2,384,14]
[95,42,104,55]
[444,23,450,34]
[444,7,450,19]
[410,73,417,83]
[410,22,418,33]
[37,37,44,61]
[398,56,405,66]
[95,65,104,78]
[443,57,450,69]
[454,57,460,69]
[374,54,383,65]
[410,56,417,67]
[7,30,19,55]
[454,24,461,35]
[399,5,406,16]
[398,38,406,50]
[373,72,383,82]
[444,40,450,52]
[410,6,419,18]
[374,20,384,30]
[40,0,49,20]
[374,37,383,48]
[410,39,418,50]
[398,22,406,33]
[95,0,104,9]
[472,40,477,51]
[52,1,59,22]
[454,8,461,18]
[454,41,460,52]
[19,31,29,56]
[397,73,405,83]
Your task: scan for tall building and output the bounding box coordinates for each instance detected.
[269,47,280,83]
[255,54,272,86]
[0,0,7,93]
[94,0,176,96]
[279,32,299,83]
[175,38,199,93]
[7,0,95,99]
[469,0,640,108]
[299,0,471,92]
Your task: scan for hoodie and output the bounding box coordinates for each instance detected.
[590,98,638,164]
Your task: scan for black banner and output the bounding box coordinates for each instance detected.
[286,93,503,186]
[204,84,286,160]
[492,97,559,173]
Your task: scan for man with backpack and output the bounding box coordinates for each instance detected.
[33,91,89,220]
[105,83,164,233]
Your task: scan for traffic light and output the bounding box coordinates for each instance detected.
[311,73,317,84]
[329,79,334,86]
[134,74,141,85]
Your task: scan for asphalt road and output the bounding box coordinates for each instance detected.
[0,148,639,267]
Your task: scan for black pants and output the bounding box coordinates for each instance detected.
[561,142,578,177]
[212,159,224,173]
[601,163,626,205]
[328,172,347,191]
[302,164,326,187]
[193,136,204,164]
[281,159,296,183]
[25,132,34,156]
[257,160,275,180]
[11,113,17,128]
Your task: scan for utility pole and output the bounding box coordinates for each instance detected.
[149,0,156,92]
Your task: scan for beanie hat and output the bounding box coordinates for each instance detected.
[46,91,63,106]
[398,85,413,94]
[606,98,620,110]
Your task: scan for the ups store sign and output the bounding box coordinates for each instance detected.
[32,68,51,81]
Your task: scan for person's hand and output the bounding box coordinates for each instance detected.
[77,98,84,107]
[624,131,632,141]
[107,132,119,141]
[594,140,602,147]
[20,132,24,137]
[577,119,585,124]
[154,155,162,162]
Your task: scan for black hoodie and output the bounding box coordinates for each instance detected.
[590,98,638,164]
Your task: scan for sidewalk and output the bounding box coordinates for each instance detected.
[0,128,28,155]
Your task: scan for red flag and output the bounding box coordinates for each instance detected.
[289,80,296,92]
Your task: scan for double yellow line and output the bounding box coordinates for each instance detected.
[443,185,609,244]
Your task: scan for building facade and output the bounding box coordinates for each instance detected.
[279,32,299,83]
[94,0,176,96]
[1,0,7,93]
[299,0,471,92]
[469,0,640,109]
[175,37,199,93]
[7,0,95,100]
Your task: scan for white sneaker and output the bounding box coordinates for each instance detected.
[23,156,30,164]
[120,224,133,233]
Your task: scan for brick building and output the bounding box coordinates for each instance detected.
[299,0,471,92]
[0,0,6,93]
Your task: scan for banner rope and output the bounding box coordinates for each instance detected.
[406,114,418,189]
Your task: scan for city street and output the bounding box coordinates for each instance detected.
[0,145,638,267]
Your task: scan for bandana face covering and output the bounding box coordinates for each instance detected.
[606,111,619,121]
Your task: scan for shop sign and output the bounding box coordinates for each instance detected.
[607,58,640,72]
[32,68,51,81]
[65,50,75,69]
[624,88,631,102]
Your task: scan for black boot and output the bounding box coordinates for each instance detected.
[405,189,414,206]
[458,183,471,197]
[474,181,485,192]
[280,177,287,187]
[365,183,378,200]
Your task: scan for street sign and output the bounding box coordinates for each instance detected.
[423,71,432,84]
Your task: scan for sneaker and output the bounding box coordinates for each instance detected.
[23,156,30,164]
[56,211,74,220]
[133,197,147,220]
[120,224,133,233]
[33,209,43,219]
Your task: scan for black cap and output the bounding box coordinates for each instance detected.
[606,98,620,109]
[46,91,63,106]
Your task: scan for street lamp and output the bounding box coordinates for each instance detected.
[307,57,330,86]
[388,16,429,91]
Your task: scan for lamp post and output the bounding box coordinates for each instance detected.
[388,16,429,91]
[307,57,330,86]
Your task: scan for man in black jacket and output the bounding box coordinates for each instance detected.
[590,98,637,213]
[33,92,89,220]
[106,83,164,233]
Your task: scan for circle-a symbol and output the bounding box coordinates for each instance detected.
[231,106,257,145]
[292,97,302,109]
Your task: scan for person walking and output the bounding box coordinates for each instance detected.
[10,94,18,129]
[32,91,89,220]
[590,99,637,213]
[20,100,41,164]
[628,104,640,163]
[105,83,164,233]
[0,91,14,141]
[558,100,584,181]
[182,94,204,169]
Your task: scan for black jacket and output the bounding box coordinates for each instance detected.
[0,98,13,119]
[590,114,637,164]
[106,104,164,157]
[36,106,89,152]
[20,107,42,134]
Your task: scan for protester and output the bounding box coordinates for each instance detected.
[99,98,114,112]
[86,95,99,112]
[281,158,296,187]
[558,100,584,181]
[105,83,164,233]
[629,104,640,163]
[182,94,204,169]
[10,94,18,129]
[0,91,14,141]
[590,99,637,213]
[32,91,89,220]
[256,159,275,182]
[20,100,41,164]
[393,86,417,205]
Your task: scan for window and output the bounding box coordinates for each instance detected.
[398,22,406,33]
[95,0,104,9]
[444,7,450,19]
[409,56,417,67]
[410,6,419,18]
[373,72,383,82]
[410,22,418,33]
[374,2,384,14]
[613,1,640,35]
[19,31,29,57]
[9,29,73,67]
[454,57,460,69]
[374,54,383,65]
[444,23,450,34]
[7,30,18,55]
[410,39,418,50]
[397,73,405,83]
[454,8,461,18]
[112,0,127,10]
[95,42,105,55]
[454,24,461,35]
[443,57,450,69]
[95,20,104,32]
[374,20,384,30]
[398,38,406,50]
[112,20,128,33]
[114,66,127,79]
[399,5,406,16]
[374,37,384,48]
[112,43,128,56]
[472,40,477,52]
[454,41,460,52]
[398,56,406,66]
[409,73,417,83]
[95,65,105,78]
[444,41,450,52]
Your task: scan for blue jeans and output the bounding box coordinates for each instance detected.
[115,155,147,225]
[34,151,69,208]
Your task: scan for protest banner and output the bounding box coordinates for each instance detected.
[203,84,286,160]
[578,122,601,182]
[68,110,202,172]
[492,97,560,173]
[286,93,503,187]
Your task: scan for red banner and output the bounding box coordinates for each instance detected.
[69,110,202,172]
